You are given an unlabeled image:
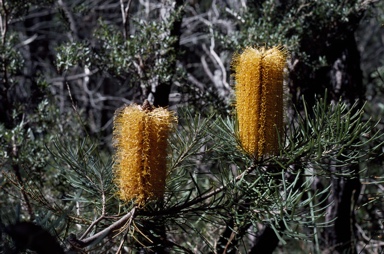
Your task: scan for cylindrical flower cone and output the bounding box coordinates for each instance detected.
[113,102,176,205]
[232,46,286,158]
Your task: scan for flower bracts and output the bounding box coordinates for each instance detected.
[113,103,176,205]
[233,46,286,158]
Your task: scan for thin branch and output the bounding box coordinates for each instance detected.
[355,222,384,251]
[200,53,216,85]
[65,81,76,111]
[57,0,78,40]
[48,68,99,83]
[0,0,9,86]
[69,207,136,248]
[68,165,256,249]
[78,160,109,239]
[115,218,133,254]
[208,27,230,91]
[0,0,8,45]
[79,215,105,240]
[15,33,38,48]
[120,0,132,40]
[154,165,256,215]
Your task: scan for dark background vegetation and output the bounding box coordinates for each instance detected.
[1,0,384,253]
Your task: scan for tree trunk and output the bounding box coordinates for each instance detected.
[289,28,364,254]
[322,34,363,254]
[325,166,361,254]
[249,223,284,254]
[153,0,184,107]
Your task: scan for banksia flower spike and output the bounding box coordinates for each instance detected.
[113,101,176,206]
[232,46,286,158]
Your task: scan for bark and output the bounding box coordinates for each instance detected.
[216,217,252,254]
[325,167,361,253]
[288,9,365,108]
[322,35,363,254]
[216,219,238,254]
[4,222,64,254]
[153,0,184,107]
[249,224,282,254]
[288,19,364,254]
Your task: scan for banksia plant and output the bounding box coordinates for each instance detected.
[113,101,176,206]
[232,46,286,158]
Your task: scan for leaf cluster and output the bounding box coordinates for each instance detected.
[281,97,384,174]
[49,138,117,217]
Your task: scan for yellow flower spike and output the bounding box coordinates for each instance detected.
[113,101,176,206]
[233,46,286,158]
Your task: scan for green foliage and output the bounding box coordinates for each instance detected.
[56,16,180,97]
[49,139,116,210]
[56,42,93,72]
[223,0,367,70]
[281,97,383,172]
[0,34,23,78]
[1,0,384,253]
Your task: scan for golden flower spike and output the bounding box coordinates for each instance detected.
[232,46,286,159]
[113,101,176,206]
